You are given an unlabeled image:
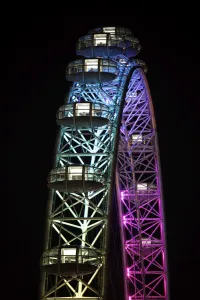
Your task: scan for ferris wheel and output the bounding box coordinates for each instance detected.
[40,26,169,300]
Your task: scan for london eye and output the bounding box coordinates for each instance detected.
[40,26,169,300]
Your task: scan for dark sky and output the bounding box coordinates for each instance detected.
[6,14,200,300]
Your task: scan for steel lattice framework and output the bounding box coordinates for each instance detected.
[40,26,169,300]
[117,69,168,299]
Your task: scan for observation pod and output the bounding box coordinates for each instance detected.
[56,101,111,128]
[131,238,162,255]
[76,26,141,58]
[118,58,147,73]
[47,165,105,192]
[131,59,148,73]
[66,58,118,84]
[122,183,157,204]
[41,246,101,277]
[129,134,151,148]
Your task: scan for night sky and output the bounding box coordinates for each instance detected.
[6,15,200,300]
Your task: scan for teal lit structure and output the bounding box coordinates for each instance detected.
[40,27,169,300]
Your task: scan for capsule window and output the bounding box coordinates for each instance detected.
[86,167,94,180]
[84,59,98,72]
[76,103,90,116]
[131,134,143,143]
[141,238,151,246]
[61,248,76,263]
[103,27,115,33]
[137,183,147,191]
[94,34,107,46]
[68,166,83,180]
[93,104,102,117]
[57,104,74,119]
[47,248,59,265]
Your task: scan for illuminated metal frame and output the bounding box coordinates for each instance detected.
[117,68,169,299]
[40,27,169,300]
[41,54,132,300]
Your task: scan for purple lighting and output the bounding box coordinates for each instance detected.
[123,215,126,225]
[127,267,130,278]
[41,25,169,300]
[117,70,168,299]
[121,190,125,202]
